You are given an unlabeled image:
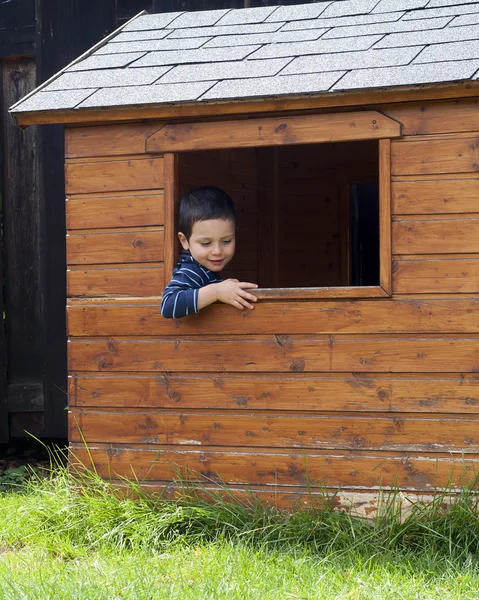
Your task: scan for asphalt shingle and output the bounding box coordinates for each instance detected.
[450,13,479,25]
[43,67,170,90]
[428,0,479,7]
[203,28,326,48]
[95,37,210,54]
[78,81,214,108]
[249,33,382,60]
[158,57,291,84]
[67,52,146,71]
[333,59,479,90]
[320,0,379,18]
[132,44,260,67]
[113,30,171,42]
[373,0,429,12]
[403,3,479,19]
[375,23,479,47]
[414,38,479,61]
[216,6,280,26]
[280,11,405,32]
[166,9,231,29]
[201,70,345,100]
[166,22,282,38]
[281,46,423,75]
[322,15,452,38]
[265,3,332,22]
[122,12,184,31]
[13,89,97,112]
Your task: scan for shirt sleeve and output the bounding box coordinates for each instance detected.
[160,270,200,319]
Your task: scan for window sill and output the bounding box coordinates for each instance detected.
[251,286,390,300]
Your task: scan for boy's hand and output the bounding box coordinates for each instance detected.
[216,279,258,310]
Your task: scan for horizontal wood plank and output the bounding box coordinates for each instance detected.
[383,98,479,136]
[393,218,479,254]
[67,228,164,265]
[393,257,479,294]
[391,136,479,176]
[67,263,164,297]
[65,157,164,194]
[392,177,479,215]
[70,409,479,453]
[69,372,479,414]
[70,444,479,491]
[66,193,164,230]
[66,298,479,336]
[65,123,159,158]
[146,112,400,153]
[67,335,479,373]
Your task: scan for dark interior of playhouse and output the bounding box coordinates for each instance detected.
[177,139,380,290]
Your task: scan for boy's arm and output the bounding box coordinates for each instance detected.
[160,272,199,319]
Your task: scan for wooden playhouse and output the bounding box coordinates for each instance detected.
[10,1,479,508]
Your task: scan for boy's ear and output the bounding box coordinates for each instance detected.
[178,231,189,250]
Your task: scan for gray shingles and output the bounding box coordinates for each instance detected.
[203,28,326,48]
[320,0,379,18]
[43,67,170,91]
[131,44,259,67]
[158,57,290,84]
[265,3,332,23]
[113,30,171,42]
[414,39,479,62]
[166,22,282,39]
[450,13,479,25]
[216,5,280,26]
[249,33,383,60]
[403,3,479,19]
[333,59,479,90]
[13,89,97,112]
[66,52,146,72]
[201,70,345,100]
[281,46,423,75]
[322,15,452,38]
[78,81,214,108]
[427,0,479,7]
[122,12,184,31]
[95,37,210,54]
[373,0,428,12]
[374,23,479,47]
[280,11,405,31]
[166,9,231,29]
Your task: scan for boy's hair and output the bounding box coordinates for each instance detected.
[178,187,237,240]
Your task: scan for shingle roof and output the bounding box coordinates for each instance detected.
[10,0,479,115]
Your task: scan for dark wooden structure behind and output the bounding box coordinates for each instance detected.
[59,92,479,506]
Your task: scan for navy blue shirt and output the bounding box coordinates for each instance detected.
[161,250,222,319]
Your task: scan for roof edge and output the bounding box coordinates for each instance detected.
[13,80,479,128]
[9,10,149,122]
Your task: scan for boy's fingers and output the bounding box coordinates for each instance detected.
[232,300,244,310]
[239,282,258,289]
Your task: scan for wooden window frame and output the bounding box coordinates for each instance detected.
[158,112,397,300]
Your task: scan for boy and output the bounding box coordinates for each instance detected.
[161,187,258,319]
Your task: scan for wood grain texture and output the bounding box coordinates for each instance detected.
[70,444,479,490]
[65,157,164,194]
[146,112,401,153]
[383,98,479,136]
[393,256,479,293]
[163,153,179,284]
[67,263,164,297]
[392,218,479,254]
[379,139,392,294]
[70,409,479,453]
[392,177,479,215]
[67,335,479,373]
[391,135,479,176]
[65,123,159,158]
[66,193,164,230]
[66,298,479,336]
[68,372,479,414]
[67,228,164,265]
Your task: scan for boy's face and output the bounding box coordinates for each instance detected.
[178,218,236,272]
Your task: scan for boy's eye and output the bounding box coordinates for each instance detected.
[222,240,232,245]
[200,242,211,246]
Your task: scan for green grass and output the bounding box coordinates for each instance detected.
[1,455,479,599]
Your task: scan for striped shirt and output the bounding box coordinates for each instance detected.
[161,250,222,319]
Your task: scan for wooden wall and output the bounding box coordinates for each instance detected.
[66,97,479,506]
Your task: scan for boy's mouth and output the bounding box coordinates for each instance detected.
[209,259,224,265]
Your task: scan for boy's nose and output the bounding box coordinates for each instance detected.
[211,245,222,255]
